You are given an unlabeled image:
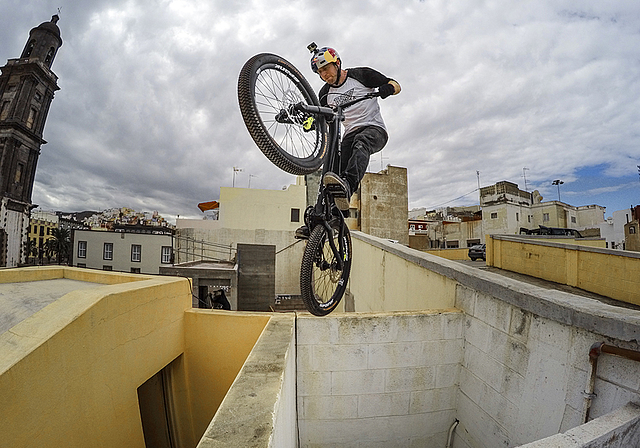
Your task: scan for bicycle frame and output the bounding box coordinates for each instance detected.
[293,93,378,269]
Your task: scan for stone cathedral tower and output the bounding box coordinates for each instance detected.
[0,15,62,266]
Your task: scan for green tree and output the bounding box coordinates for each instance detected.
[50,227,71,265]
[24,238,37,264]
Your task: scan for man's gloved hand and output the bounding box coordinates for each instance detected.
[378,83,395,99]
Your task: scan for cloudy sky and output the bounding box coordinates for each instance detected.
[2,1,639,221]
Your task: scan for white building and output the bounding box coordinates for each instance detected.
[71,228,173,274]
[599,208,636,250]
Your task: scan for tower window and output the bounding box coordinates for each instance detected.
[45,48,55,65]
[14,163,24,184]
[0,101,10,120]
[27,108,37,129]
[23,40,35,58]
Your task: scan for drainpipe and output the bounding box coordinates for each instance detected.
[582,342,640,423]
[445,419,459,448]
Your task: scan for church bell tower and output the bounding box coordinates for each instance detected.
[0,15,62,266]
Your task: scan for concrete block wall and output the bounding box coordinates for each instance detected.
[454,284,640,447]
[297,311,464,447]
[348,232,640,447]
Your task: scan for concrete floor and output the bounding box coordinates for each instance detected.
[0,278,101,334]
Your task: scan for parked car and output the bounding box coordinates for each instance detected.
[468,244,486,261]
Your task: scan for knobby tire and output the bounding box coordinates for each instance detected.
[237,53,328,175]
[300,221,351,316]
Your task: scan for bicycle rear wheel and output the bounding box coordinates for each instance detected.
[238,53,328,175]
[300,220,351,316]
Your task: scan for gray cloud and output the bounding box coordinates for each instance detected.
[1,0,639,220]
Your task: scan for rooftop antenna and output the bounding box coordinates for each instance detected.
[522,167,529,192]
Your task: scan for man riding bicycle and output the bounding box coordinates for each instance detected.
[312,45,401,210]
[294,44,401,240]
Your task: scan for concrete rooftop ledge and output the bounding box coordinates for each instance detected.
[196,313,296,448]
[517,402,640,447]
[492,234,640,259]
[352,231,640,342]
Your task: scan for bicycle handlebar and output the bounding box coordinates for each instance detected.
[294,91,381,118]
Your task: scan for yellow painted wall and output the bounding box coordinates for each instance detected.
[350,238,457,312]
[0,267,275,448]
[0,271,192,448]
[183,310,270,441]
[487,236,640,306]
[220,181,306,232]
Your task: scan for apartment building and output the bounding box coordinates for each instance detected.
[71,227,174,274]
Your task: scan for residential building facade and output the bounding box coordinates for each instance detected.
[71,227,173,274]
[409,181,605,250]
[28,209,58,260]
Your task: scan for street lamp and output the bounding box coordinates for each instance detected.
[552,179,564,202]
[232,167,243,187]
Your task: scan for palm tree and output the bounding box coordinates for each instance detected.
[24,238,37,264]
[50,227,71,265]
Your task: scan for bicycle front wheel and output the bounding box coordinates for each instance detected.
[238,53,328,175]
[300,220,352,316]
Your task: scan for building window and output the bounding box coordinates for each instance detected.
[131,244,142,262]
[39,226,44,236]
[630,226,637,234]
[103,242,113,260]
[45,47,55,64]
[78,241,87,258]
[490,212,498,219]
[130,267,141,274]
[14,163,24,184]
[516,213,519,221]
[528,215,532,223]
[26,108,37,129]
[77,263,86,268]
[543,213,550,222]
[571,216,576,224]
[291,208,300,222]
[23,40,35,58]
[161,246,172,264]
[103,265,112,271]
[0,101,10,120]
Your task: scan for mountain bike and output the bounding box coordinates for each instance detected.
[237,48,379,316]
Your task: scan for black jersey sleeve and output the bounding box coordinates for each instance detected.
[347,67,392,88]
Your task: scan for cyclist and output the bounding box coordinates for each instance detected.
[311,45,401,210]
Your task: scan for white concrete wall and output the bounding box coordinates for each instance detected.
[270,321,298,447]
[346,232,640,447]
[296,311,464,447]
[3,206,28,267]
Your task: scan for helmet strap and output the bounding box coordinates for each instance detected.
[333,61,342,86]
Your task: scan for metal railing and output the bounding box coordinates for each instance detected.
[173,235,236,264]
